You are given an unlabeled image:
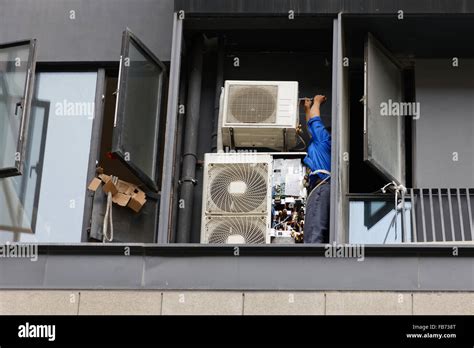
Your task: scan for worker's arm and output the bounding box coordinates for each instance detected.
[304,95,327,123]
[310,95,327,121]
[303,98,312,123]
[305,95,330,143]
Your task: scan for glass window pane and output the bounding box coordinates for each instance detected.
[114,32,165,190]
[364,34,405,185]
[0,72,97,243]
[0,42,34,175]
[349,198,412,244]
[0,101,48,239]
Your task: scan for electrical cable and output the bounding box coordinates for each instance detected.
[290,122,307,151]
[273,215,290,229]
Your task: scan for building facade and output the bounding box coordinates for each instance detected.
[0,0,472,315]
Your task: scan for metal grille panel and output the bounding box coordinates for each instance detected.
[203,216,267,244]
[227,85,278,123]
[206,162,269,214]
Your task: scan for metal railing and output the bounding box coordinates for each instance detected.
[407,188,473,243]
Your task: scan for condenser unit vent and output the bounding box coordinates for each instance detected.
[200,153,272,244]
[203,216,267,244]
[206,162,269,214]
[226,84,278,124]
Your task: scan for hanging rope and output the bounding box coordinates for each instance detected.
[380,181,407,243]
[306,169,331,201]
[102,176,118,243]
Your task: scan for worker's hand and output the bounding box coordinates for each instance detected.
[313,95,327,105]
[302,98,312,109]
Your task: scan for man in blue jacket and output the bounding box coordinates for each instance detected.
[302,95,331,243]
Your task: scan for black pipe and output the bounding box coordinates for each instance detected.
[211,36,225,152]
[169,65,188,243]
[177,35,204,243]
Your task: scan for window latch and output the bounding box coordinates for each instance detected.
[29,163,40,177]
[15,100,23,115]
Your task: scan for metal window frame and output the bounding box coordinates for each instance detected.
[158,13,183,244]
[0,39,37,178]
[81,68,106,242]
[330,12,350,244]
[111,28,168,193]
[363,32,406,186]
[19,98,50,233]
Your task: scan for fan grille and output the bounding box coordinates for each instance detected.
[207,162,269,214]
[227,85,278,123]
[205,216,266,244]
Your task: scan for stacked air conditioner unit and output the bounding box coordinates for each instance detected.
[221,80,299,151]
[200,80,299,244]
[200,153,273,244]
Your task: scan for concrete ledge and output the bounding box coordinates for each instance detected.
[78,291,162,315]
[0,291,79,315]
[413,292,474,315]
[326,292,412,315]
[1,290,472,315]
[162,291,243,315]
[243,292,325,315]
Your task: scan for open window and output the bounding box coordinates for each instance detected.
[87,29,168,243]
[0,39,37,178]
[363,33,405,186]
[111,29,167,192]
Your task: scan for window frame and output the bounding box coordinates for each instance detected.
[0,39,37,178]
[19,98,50,233]
[111,28,168,192]
[363,32,406,186]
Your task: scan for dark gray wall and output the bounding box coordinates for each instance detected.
[414,59,474,188]
[0,0,174,62]
[1,245,472,290]
[176,0,474,15]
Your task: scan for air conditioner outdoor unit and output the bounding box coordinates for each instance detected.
[221,80,299,151]
[200,153,272,244]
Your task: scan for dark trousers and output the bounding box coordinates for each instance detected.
[304,182,330,243]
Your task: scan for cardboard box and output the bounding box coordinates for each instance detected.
[87,173,146,213]
[87,177,102,191]
[128,190,147,213]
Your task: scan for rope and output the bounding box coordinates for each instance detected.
[306,170,331,201]
[380,181,407,243]
[102,176,117,243]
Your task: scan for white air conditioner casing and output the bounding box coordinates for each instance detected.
[221,80,299,151]
[200,153,272,244]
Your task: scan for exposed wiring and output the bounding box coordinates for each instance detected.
[291,123,307,151]
[273,215,290,229]
[293,132,307,151]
